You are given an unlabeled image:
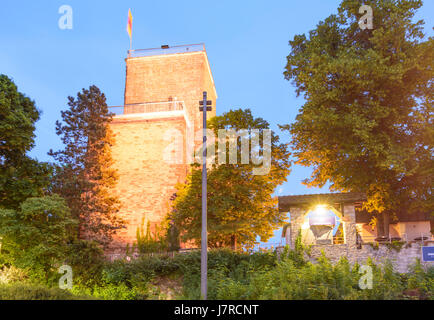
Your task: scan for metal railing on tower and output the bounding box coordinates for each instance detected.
[109,100,185,115]
[127,43,205,58]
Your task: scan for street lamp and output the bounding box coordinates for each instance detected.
[199,91,212,300]
[313,204,328,216]
[310,204,335,226]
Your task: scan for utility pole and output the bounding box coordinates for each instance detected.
[199,91,212,300]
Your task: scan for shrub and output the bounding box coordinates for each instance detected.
[0,195,77,282]
[0,283,90,300]
[208,252,421,300]
[135,218,168,254]
[385,241,406,252]
[0,265,28,284]
[70,283,150,300]
[63,239,105,287]
[406,260,434,299]
[19,247,430,300]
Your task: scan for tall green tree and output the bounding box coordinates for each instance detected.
[281,0,433,235]
[170,109,291,249]
[0,75,52,209]
[49,85,123,246]
[0,195,76,280]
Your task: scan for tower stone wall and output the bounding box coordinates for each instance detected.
[108,46,217,251]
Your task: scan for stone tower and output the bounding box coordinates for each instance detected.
[109,44,217,251]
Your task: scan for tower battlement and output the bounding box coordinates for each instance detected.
[123,43,216,131]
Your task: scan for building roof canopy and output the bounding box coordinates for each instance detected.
[278,192,432,223]
[278,192,366,212]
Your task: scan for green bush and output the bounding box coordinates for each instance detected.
[176,249,277,299]
[196,250,431,300]
[63,239,105,287]
[95,248,432,300]
[406,260,434,299]
[0,265,28,284]
[0,195,77,282]
[0,283,90,300]
[70,283,150,300]
[4,248,431,300]
[87,249,277,300]
[135,219,168,254]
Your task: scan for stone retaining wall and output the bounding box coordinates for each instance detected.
[307,242,432,273]
[286,204,433,273]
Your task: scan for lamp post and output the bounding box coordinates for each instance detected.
[199,91,212,300]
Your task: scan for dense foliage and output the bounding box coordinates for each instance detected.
[281,0,433,222]
[0,80,120,292]
[0,1,432,302]
[0,248,432,300]
[134,218,169,254]
[95,249,434,300]
[49,85,124,245]
[0,75,52,209]
[170,109,291,249]
[0,283,91,300]
[0,195,76,281]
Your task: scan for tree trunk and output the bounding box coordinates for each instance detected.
[383,212,390,239]
[231,234,237,251]
[376,212,390,239]
[376,213,384,237]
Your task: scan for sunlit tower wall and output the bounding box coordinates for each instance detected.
[108,44,217,252]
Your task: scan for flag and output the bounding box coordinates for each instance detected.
[126,9,133,40]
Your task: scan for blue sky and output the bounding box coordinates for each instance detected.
[1,1,433,244]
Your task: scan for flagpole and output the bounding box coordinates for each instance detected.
[127,9,133,55]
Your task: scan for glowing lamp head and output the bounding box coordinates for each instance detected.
[309,205,335,226]
[314,205,328,215]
